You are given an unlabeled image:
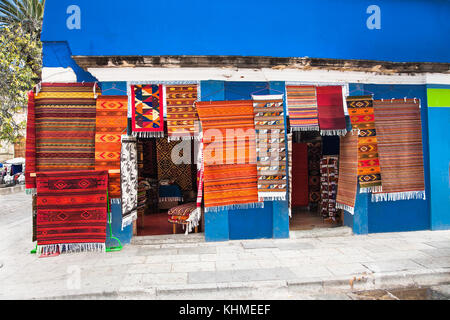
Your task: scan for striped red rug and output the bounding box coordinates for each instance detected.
[34,83,98,172]
[336,133,358,214]
[372,99,426,202]
[286,86,320,131]
[291,143,309,207]
[25,90,36,189]
[36,170,108,255]
[316,86,347,136]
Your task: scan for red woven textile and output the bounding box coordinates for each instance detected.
[36,171,108,254]
[291,143,309,207]
[168,202,197,225]
[25,90,36,189]
[316,86,347,135]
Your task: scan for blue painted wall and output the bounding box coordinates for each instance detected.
[42,0,450,62]
[42,42,97,82]
[427,86,450,230]
[100,82,128,96]
[348,84,431,233]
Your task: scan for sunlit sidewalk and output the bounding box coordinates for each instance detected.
[1,191,450,300]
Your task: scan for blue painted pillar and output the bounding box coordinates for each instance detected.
[427,86,450,230]
[269,81,290,239]
[353,188,369,235]
[200,81,230,242]
[347,84,369,234]
[107,201,133,246]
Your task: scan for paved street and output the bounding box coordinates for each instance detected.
[0,190,450,300]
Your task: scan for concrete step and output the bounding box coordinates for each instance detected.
[130,226,353,246]
[131,233,206,246]
[290,226,352,239]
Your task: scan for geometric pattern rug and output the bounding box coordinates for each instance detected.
[36,170,108,255]
[253,94,288,201]
[95,96,128,200]
[347,95,382,193]
[131,84,164,138]
[156,138,193,192]
[166,84,199,140]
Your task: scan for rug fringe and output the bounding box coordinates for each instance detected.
[185,207,202,235]
[258,192,287,201]
[37,243,106,255]
[320,129,348,136]
[291,126,320,132]
[110,198,121,205]
[121,212,137,230]
[371,191,426,202]
[159,197,183,202]
[204,202,265,213]
[336,203,355,215]
[252,94,284,101]
[359,185,383,193]
[168,135,197,142]
[132,131,165,138]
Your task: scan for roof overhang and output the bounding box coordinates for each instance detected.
[67,56,450,85]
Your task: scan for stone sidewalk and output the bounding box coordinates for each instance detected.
[1,191,450,299]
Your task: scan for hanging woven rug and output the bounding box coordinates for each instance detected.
[316,86,347,136]
[131,84,164,138]
[347,95,382,193]
[252,94,287,201]
[286,85,320,132]
[166,84,199,140]
[95,96,128,201]
[372,99,426,202]
[36,170,108,255]
[336,133,358,214]
[34,83,99,172]
[25,90,36,190]
[196,100,261,212]
[121,135,138,228]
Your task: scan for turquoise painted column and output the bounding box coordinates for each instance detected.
[269,81,290,239]
[347,84,369,234]
[200,81,230,242]
[353,187,369,235]
[427,86,450,230]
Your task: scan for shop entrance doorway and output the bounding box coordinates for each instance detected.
[135,138,202,236]
[289,132,343,231]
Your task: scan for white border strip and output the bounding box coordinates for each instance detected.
[87,67,450,85]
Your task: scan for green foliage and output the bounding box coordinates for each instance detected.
[0,0,45,37]
[0,24,41,143]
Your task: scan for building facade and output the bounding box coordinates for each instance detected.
[37,0,450,243]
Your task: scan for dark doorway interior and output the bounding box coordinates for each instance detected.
[136,138,200,236]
